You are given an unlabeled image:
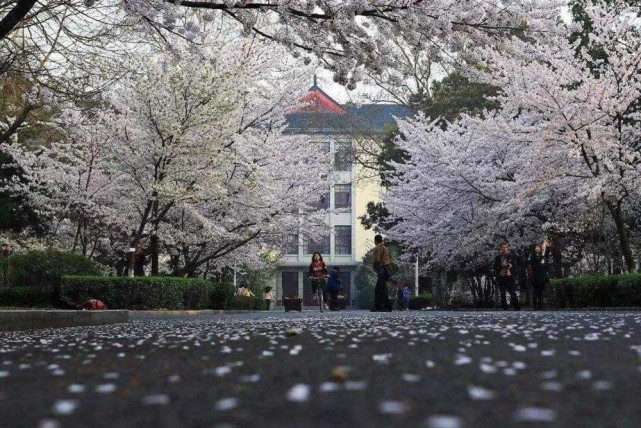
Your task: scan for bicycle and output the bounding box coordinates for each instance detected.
[309,275,328,312]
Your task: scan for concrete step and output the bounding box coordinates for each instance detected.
[0,310,129,332]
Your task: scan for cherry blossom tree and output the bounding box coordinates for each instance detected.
[2,1,564,85]
[3,28,330,275]
[387,2,641,274]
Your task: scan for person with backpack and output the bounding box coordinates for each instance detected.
[326,266,342,311]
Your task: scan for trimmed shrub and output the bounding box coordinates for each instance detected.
[1,250,100,306]
[228,296,265,311]
[210,282,236,310]
[61,276,215,310]
[408,293,432,310]
[549,273,641,308]
[449,295,475,309]
[183,281,215,310]
[0,287,54,307]
[613,274,641,307]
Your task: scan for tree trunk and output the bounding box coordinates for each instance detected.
[605,200,635,273]
[548,233,564,279]
[150,233,159,276]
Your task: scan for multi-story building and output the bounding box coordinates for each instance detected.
[275,80,412,307]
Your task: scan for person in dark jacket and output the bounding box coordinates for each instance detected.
[494,243,520,310]
[372,234,393,312]
[326,266,342,311]
[308,252,328,306]
[528,240,551,310]
[133,243,148,276]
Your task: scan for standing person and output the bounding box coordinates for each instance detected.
[308,252,328,308]
[133,243,147,277]
[1,242,11,287]
[1,243,12,258]
[263,286,274,310]
[395,282,404,310]
[326,266,342,311]
[372,234,394,312]
[401,284,411,310]
[493,243,520,310]
[115,251,128,277]
[528,239,551,310]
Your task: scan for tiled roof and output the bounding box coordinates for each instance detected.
[284,85,414,135]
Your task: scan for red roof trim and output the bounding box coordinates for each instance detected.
[289,87,346,114]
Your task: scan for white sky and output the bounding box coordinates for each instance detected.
[313,68,377,104]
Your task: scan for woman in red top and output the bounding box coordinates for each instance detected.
[308,252,328,305]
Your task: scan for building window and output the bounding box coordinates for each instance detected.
[305,235,330,255]
[334,184,351,209]
[283,233,299,255]
[334,141,352,171]
[334,226,352,255]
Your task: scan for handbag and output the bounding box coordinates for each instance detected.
[385,262,399,276]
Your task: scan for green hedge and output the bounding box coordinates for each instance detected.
[0,287,54,307]
[61,276,265,310]
[61,276,215,310]
[229,296,266,311]
[210,282,236,310]
[408,293,432,310]
[549,273,641,308]
[1,250,100,306]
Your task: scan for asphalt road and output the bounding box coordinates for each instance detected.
[1,310,640,428]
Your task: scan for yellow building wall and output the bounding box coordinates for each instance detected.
[354,163,382,261]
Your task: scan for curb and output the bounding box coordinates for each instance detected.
[421,307,641,312]
[128,308,354,318]
[0,310,129,332]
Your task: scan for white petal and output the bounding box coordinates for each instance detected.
[215,397,239,411]
[96,384,116,394]
[52,399,79,415]
[425,415,464,428]
[286,384,311,402]
[513,407,557,422]
[467,385,496,400]
[143,394,170,406]
[379,400,409,415]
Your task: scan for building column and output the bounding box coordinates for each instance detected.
[298,271,304,299]
[350,270,356,307]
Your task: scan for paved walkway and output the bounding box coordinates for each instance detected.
[1,311,640,427]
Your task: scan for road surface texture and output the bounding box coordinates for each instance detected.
[1,310,640,428]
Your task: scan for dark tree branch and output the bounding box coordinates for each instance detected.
[0,0,38,41]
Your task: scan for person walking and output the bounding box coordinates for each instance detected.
[493,243,520,310]
[326,266,342,311]
[1,242,12,287]
[528,239,551,310]
[133,243,148,277]
[372,234,394,312]
[263,286,274,310]
[308,252,328,308]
